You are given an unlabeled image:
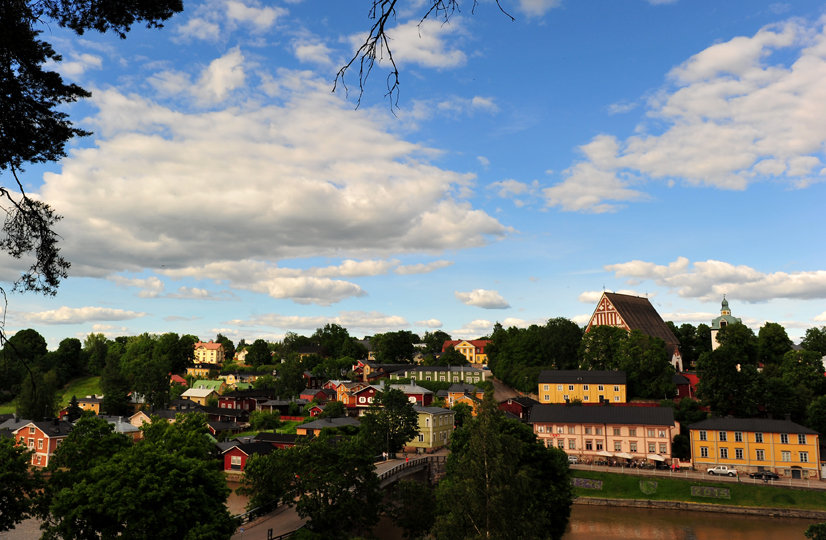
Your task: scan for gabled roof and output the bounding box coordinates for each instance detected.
[297,417,360,431]
[447,383,483,394]
[16,420,73,437]
[538,370,627,385]
[401,365,486,374]
[688,417,818,434]
[588,292,679,347]
[254,432,299,445]
[501,396,540,407]
[194,341,224,351]
[529,404,676,426]
[442,339,491,353]
[221,441,276,457]
[191,380,223,390]
[182,388,217,398]
[413,405,453,415]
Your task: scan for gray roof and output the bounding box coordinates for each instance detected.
[298,417,361,430]
[402,365,485,373]
[529,404,675,426]
[538,370,627,384]
[413,405,453,415]
[688,417,818,434]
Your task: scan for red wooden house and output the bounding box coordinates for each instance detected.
[13,420,73,468]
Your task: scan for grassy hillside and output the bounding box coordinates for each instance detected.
[573,469,826,511]
[0,375,102,416]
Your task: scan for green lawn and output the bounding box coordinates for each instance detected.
[572,470,826,511]
[0,375,102,416]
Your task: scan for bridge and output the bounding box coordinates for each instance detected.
[232,455,447,539]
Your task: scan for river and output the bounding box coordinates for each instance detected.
[563,504,820,540]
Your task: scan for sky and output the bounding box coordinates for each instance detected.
[5,0,826,349]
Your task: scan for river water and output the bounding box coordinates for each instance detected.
[564,504,820,540]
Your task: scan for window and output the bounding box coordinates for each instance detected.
[647,429,655,437]
[563,395,569,402]
[720,448,728,459]
[614,441,622,452]
[544,384,549,391]
[585,440,593,450]
[798,434,807,445]
[584,427,592,435]
[613,396,620,402]
[557,426,564,434]
[583,384,589,391]
[359,396,366,403]
[735,432,743,442]
[629,428,637,437]
[800,452,809,463]
[614,385,619,392]
[557,439,565,449]
[755,432,763,443]
[781,451,791,462]
[735,448,743,460]
[568,426,575,434]
[596,441,604,451]
[37,439,43,449]
[595,427,603,435]
[598,385,604,391]
[659,443,667,454]
[700,447,709,458]
[648,443,656,453]
[756,449,765,461]
[418,433,424,442]
[568,385,574,391]
[426,418,430,427]
[544,395,550,401]
[658,430,665,438]
[28,438,34,449]
[613,428,622,436]
[568,439,576,449]
[28,426,35,434]
[557,385,563,391]
[699,430,707,441]
[719,431,727,442]
[583,395,589,401]
[629,441,637,452]
[230,455,242,470]
[780,433,789,444]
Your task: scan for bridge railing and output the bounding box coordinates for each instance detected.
[377,455,447,483]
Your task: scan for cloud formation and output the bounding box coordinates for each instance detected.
[23,307,147,325]
[545,18,826,212]
[606,257,826,302]
[455,289,511,309]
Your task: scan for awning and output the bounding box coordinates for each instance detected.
[595,451,613,457]
[614,452,633,459]
[647,454,665,462]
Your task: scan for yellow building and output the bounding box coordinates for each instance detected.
[442,340,490,367]
[406,406,455,453]
[193,341,226,365]
[537,370,627,404]
[689,417,821,479]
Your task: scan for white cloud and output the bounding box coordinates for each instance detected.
[56,53,103,77]
[477,156,490,168]
[451,319,495,339]
[395,260,453,275]
[293,40,335,66]
[571,314,592,325]
[228,311,409,332]
[455,289,510,309]
[225,1,285,32]
[517,0,563,18]
[174,0,285,42]
[23,307,147,325]
[577,289,648,303]
[415,319,443,328]
[489,179,539,207]
[110,276,165,298]
[195,47,246,104]
[814,312,826,322]
[606,257,826,302]
[39,71,507,308]
[352,17,467,70]
[546,18,826,212]
[176,17,222,42]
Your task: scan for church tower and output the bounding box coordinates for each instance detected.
[710,296,742,350]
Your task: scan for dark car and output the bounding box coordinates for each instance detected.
[748,471,780,480]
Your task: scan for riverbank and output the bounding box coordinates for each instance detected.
[572,470,826,519]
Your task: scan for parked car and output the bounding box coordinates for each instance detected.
[748,471,780,480]
[567,455,578,464]
[707,465,737,477]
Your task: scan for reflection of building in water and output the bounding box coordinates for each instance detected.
[710,296,742,350]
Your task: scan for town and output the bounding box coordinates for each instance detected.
[3,292,826,538]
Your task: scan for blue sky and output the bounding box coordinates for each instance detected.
[6,0,826,348]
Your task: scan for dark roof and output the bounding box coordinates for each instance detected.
[501,396,540,407]
[688,417,818,434]
[28,420,74,437]
[538,370,626,384]
[208,421,241,432]
[222,441,276,457]
[200,406,247,417]
[298,417,361,430]
[603,293,679,346]
[672,374,690,385]
[529,404,675,426]
[448,383,482,393]
[221,389,272,399]
[254,432,299,444]
[401,365,485,374]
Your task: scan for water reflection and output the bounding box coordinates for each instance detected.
[564,504,820,540]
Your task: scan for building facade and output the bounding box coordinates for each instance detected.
[390,365,488,384]
[442,339,491,367]
[13,420,73,467]
[193,341,226,365]
[710,296,742,351]
[537,370,627,404]
[688,417,820,479]
[529,405,679,465]
[406,406,455,453]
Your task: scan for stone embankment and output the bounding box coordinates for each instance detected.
[575,496,826,520]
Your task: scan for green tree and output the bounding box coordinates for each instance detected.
[0,437,42,531]
[578,325,627,371]
[82,333,109,375]
[274,358,306,397]
[215,333,235,362]
[47,337,86,384]
[246,339,272,367]
[806,523,826,540]
[422,330,452,356]
[424,345,467,367]
[616,330,675,399]
[250,410,281,431]
[16,367,57,420]
[434,394,573,539]
[360,388,419,455]
[387,480,436,539]
[100,353,130,416]
[313,323,366,359]
[65,395,82,422]
[318,400,346,419]
[806,396,826,435]
[451,402,473,428]
[757,322,793,367]
[372,331,418,363]
[801,326,826,356]
[239,450,294,511]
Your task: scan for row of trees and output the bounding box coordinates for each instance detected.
[1,412,234,538]
[241,392,573,539]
